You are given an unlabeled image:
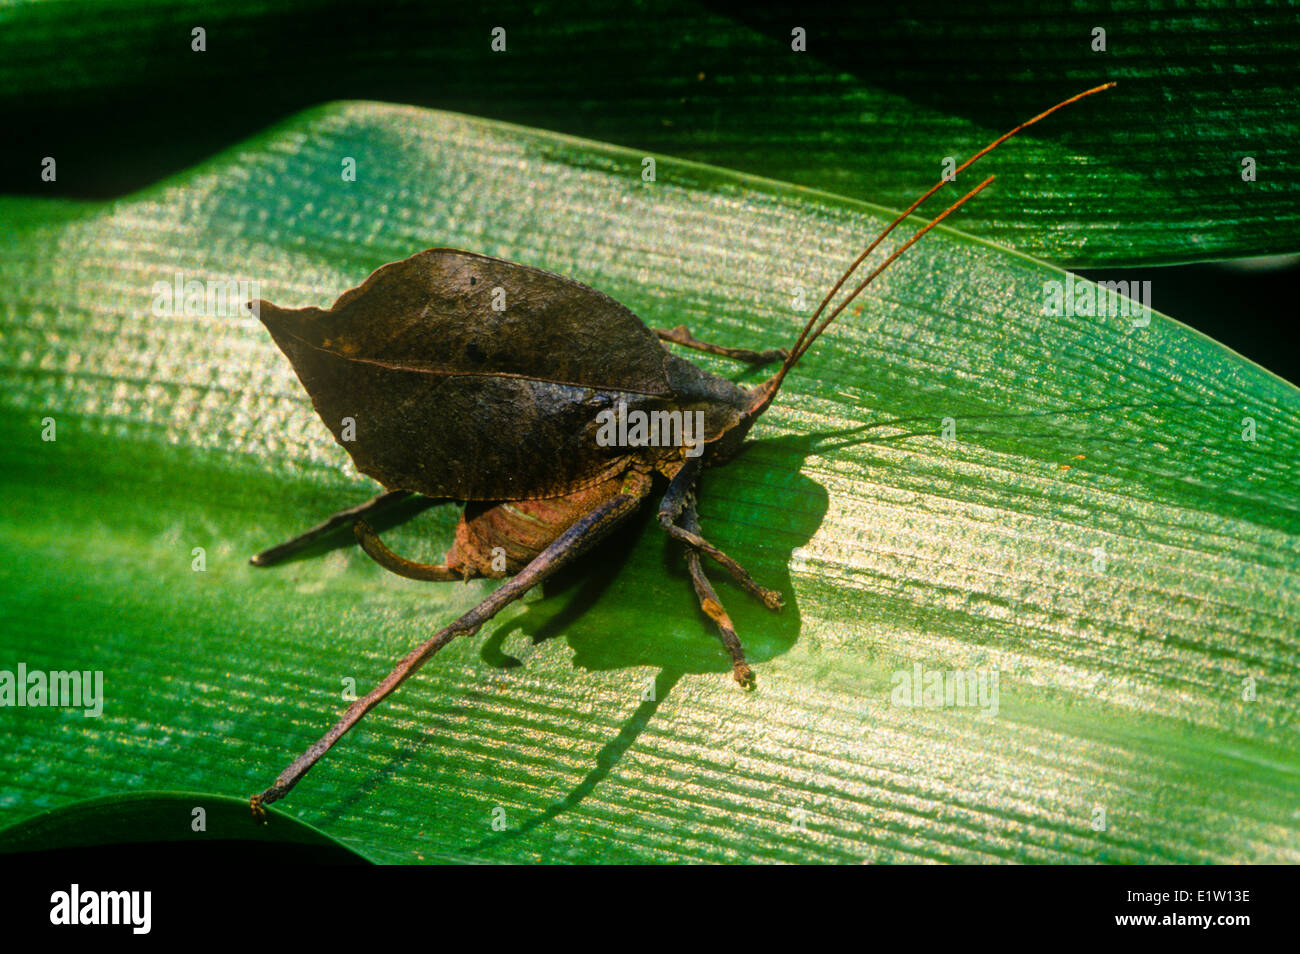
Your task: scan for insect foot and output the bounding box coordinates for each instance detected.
[734,662,757,690]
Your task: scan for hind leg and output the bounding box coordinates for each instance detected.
[352,520,477,582]
[251,471,654,816]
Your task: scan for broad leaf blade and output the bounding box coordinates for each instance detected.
[0,103,1296,863]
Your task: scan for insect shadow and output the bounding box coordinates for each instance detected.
[459,391,1183,853]
[284,395,1164,840]
[303,427,853,839]
[458,425,921,856]
[311,416,981,843]
[484,435,829,673]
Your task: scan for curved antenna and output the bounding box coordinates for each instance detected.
[794,174,995,363]
[778,82,1116,379]
[762,174,995,398]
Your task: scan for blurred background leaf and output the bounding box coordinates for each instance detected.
[0,793,369,863]
[2,0,1297,265]
[1,104,1297,862]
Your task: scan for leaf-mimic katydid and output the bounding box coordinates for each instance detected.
[247,83,1115,818]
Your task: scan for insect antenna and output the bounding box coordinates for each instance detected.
[759,81,1117,406]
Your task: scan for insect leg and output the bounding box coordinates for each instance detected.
[680,500,755,689]
[657,460,783,611]
[249,490,412,566]
[352,520,473,581]
[655,325,787,365]
[251,471,653,817]
[662,522,782,610]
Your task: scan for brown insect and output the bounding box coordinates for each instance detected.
[248,83,1114,817]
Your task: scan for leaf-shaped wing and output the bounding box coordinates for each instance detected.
[256,248,674,500]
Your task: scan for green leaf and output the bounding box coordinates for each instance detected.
[3,0,1296,265]
[1,103,1297,863]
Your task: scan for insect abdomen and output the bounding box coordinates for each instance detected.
[446,467,643,576]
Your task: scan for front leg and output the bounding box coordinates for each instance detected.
[657,458,782,611]
[655,324,787,364]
